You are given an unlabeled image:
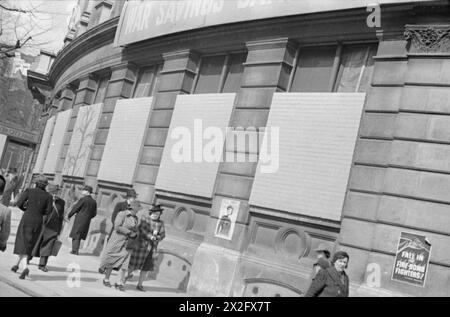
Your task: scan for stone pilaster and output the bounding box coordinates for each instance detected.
[187,38,297,296]
[340,25,450,297]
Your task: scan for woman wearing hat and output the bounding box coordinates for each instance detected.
[31,184,65,272]
[99,200,140,291]
[11,175,53,279]
[128,204,166,292]
[305,251,350,297]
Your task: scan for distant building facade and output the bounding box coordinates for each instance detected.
[27,0,450,296]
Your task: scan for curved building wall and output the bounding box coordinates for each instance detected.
[34,1,450,297]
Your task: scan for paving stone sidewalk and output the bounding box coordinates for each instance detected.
[0,208,187,297]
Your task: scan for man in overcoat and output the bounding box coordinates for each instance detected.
[68,185,97,255]
[0,175,11,252]
[31,184,65,271]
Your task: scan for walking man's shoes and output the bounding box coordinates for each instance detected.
[136,285,145,292]
[11,265,19,273]
[70,251,78,255]
[38,266,48,272]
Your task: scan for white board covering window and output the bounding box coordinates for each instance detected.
[155,94,235,198]
[33,116,56,174]
[97,98,153,184]
[249,93,365,221]
[62,104,102,177]
[42,111,72,174]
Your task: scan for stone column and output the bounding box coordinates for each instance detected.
[187,38,296,296]
[340,25,450,297]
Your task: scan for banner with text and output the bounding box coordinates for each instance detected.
[114,0,425,47]
[391,232,431,287]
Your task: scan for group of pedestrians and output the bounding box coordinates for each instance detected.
[1,174,166,292]
[99,189,166,292]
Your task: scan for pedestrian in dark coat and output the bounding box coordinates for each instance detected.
[107,188,138,241]
[68,185,97,255]
[128,204,165,292]
[305,251,350,297]
[99,200,140,291]
[31,184,65,272]
[0,175,11,252]
[1,168,19,206]
[11,175,53,279]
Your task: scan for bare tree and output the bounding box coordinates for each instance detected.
[0,0,55,58]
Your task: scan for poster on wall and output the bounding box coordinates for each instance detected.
[391,232,432,287]
[214,199,240,240]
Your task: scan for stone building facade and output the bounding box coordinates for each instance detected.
[27,0,450,296]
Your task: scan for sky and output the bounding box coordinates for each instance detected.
[2,0,78,56]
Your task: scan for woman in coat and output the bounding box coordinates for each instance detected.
[31,184,65,272]
[67,185,97,255]
[128,204,165,292]
[304,251,350,297]
[99,200,140,291]
[11,175,53,279]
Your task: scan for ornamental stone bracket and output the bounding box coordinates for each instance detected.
[404,25,450,53]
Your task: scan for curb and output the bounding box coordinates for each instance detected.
[0,274,43,297]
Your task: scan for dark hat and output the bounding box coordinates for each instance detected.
[314,243,331,258]
[149,204,163,214]
[123,188,138,198]
[47,183,60,194]
[35,174,48,186]
[82,185,94,194]
[127,200,142,212]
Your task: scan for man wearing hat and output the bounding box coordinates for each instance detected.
[312,243,331,277]
[0,175,11,252]
[68,185,97,255]
[109,188,138,238]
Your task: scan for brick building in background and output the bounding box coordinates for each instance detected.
[27,0,450,296]
[0,51,48,190]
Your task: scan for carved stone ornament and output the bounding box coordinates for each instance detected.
[404,25,450,53]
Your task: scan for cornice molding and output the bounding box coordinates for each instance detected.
[404,24,450,53]
[49,17,120,87]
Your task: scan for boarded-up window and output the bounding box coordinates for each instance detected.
[33,116,56,174]
[42,110,72,174]
[97,98,153,184]
[249,93,365,221]
[155,94,235,198]
[62,104,102,177]
[290,47,336,92]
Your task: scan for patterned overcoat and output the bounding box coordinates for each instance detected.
[128,213,165,271]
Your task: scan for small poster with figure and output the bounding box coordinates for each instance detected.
[391,232,432,287]
[214,199,240,240]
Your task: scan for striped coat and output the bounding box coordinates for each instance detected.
[128,213,165,272]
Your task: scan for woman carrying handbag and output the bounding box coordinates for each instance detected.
[31,184,65,272]
[99,200,140,291]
